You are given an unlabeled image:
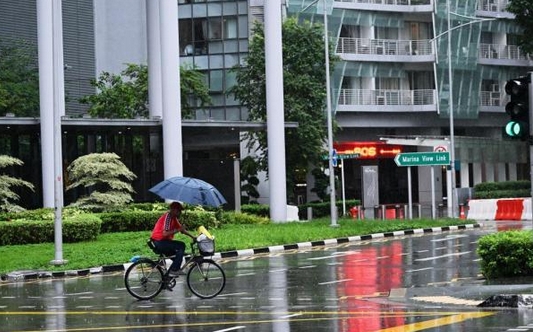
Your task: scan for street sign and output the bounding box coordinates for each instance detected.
[322,153,360,160]
[394,152,450,167]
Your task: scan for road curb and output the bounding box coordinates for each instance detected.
[0,223,481,283]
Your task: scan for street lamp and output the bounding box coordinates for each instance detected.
[433,0,495,218]
[301,0,337,226]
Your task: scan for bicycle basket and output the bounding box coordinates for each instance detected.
[198,239,215,256]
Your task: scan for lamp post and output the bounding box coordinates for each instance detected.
[301,0,337,226]
[433,0,495,217]
[446,0,456,218]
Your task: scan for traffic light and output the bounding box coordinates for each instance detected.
[504,76,530,140]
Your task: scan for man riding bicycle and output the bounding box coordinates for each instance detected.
[150,202,196,277]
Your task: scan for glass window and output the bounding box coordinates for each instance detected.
[210,70,223,92]
[210,109,226,121]
[208,18,222,40]
[224,17,238,39]
[209,55,224,69]
[224,54,239,68]
[238,16,248,38]
[192,3,207,18]
[222,2,238,15]
[225,107,241,121]
[208,41,223,54]
[207,3,222,16]
[224,40,239,53]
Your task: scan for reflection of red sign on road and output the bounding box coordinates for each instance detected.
[336,242,403,331]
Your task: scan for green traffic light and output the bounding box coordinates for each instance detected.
[505,121,526,138]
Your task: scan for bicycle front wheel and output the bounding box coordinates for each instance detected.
[187,259,226,299]
[124,258,165,300]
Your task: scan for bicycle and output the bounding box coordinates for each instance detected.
[124,237,226,300]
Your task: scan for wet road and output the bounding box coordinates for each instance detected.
[1,220,533,331]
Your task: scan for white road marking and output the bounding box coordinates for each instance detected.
[318,278,352,285]
[415,251,470,262]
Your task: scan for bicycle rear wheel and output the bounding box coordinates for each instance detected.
[187,258,225,299]
[124,258,165,300]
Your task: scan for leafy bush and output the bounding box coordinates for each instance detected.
[477,230,533,279]
[0,214,101,245]
[473,180,530,199]
[241,204,270,217]
[219,211,270,225]
[99,211,161,233]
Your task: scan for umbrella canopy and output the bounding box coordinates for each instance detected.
[149,176,227,208]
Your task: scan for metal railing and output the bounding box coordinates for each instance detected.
[479,43,531,61]
[338,89,435,106]
[336,37,433,56]
[336,0,431,5]
[477,0,509,13]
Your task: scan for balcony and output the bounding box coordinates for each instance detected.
[337,88,436,112]
[480,90,507,112]
[476,0,513,18]
[337,37,435,62]
[478,43,533,66]
[334,0,433,13]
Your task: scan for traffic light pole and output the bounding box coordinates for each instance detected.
[529,72,533,222]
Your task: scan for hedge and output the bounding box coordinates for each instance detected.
[473,180,531,199]
[477,230,533,279]
[0,214,102,245]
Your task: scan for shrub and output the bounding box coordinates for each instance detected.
[473,180,530,199]
[219,211,270,225]
[99,211,161,233]
[477,230,533,279]
[0,214,101,245]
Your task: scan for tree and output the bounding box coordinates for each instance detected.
[80,63,211,119]
[0,155,35,212]
[507,0,533,54]
[66,152,137,211]
[230,18,338,202]
[0,39,39,117]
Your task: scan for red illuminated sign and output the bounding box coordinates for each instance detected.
[334,142,402,159]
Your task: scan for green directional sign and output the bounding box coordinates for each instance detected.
[394,152,450,167]
[322,153,360,160]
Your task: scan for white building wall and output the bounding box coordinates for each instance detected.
[94,0,147,75]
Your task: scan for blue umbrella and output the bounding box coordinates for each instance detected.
[149,176,227,207]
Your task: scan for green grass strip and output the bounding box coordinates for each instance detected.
[0,218,474,274]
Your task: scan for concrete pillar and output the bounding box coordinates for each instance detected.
[472,162,483,185]
[37,0,55,208]
[264,0,287,221]
[485,163,495,182]
[508,162,518,181]
[496,162,506,181]
[460,162,469,187]
[159,0,182,178]
[147,0,162,118]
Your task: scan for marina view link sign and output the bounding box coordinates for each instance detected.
[394,152,450,167]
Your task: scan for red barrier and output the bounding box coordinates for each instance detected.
[495,199,524,220]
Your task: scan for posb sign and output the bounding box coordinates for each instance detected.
[334,142,403,159]
[352,146,377,157]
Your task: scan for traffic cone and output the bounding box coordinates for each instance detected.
[459,204,466,220]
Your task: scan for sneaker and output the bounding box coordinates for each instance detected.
[163,283,173,291]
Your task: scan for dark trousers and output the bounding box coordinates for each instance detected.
[153,240,186,271]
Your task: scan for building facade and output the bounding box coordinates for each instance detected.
[0,0,531,215]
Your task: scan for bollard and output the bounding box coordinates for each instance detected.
[349,206,358,220]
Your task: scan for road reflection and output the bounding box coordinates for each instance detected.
[2,226,525,331]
